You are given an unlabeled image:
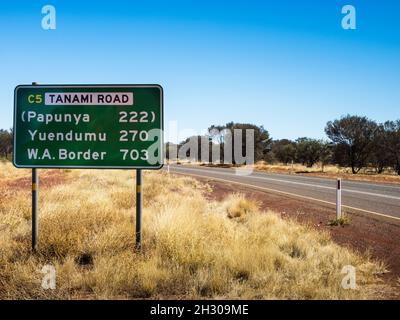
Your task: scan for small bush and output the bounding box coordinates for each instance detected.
[225,194,259,219]
[328,215,350,226]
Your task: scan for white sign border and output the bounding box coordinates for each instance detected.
[13,84,164,170]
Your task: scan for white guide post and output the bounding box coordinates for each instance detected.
[336,178,342,219]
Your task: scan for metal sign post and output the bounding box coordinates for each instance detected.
[32,167,38,252]
[31,82,38,253]
[136,169,142,250]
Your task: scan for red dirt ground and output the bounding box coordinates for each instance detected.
[190,176,400,299]
[0,170,68,198]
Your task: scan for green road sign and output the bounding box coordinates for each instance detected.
[13,84,163,169]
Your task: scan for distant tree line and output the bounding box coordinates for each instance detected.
[167,122,271,165]
[0,129,13,158]
[166,115,400,175]
[325,115,400,175]
[268,138,332,170]
[2,114,400,174]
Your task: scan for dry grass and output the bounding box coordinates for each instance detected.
[0,162,388,299]
[253,161,400,184]
[0,160,31,180]
[254,162,339,174]
[224,194,259,220]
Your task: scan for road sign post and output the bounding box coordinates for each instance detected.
[336,178,342,219]
[32,167,38,252]
[13,84,163,252]
[136,169,142,250]
[31,82,39,253]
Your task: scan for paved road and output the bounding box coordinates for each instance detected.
[166,164,400,221]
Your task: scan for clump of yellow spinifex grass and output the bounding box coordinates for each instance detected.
[0,162,387,299]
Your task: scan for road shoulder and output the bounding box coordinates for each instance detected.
[186,175,400,299]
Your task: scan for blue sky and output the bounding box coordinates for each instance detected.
[0,0,399,141]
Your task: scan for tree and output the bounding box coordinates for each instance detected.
[0,129,13,159]
[369,125,391,174]
[383,120,400,175]
[319,142,333,172]
[178,135,203,161]
[272,139,296,164]
[176,134,218,163]
[295,137,324,167]
[208,123,271,164]
[325,115,378,174]
[165,142,178,161]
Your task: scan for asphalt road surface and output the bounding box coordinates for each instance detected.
[166,164,400,221]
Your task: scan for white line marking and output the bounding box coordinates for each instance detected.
[252,170,400,191]
[250,175,400,200]
[172,166,400,200]
[169,168,400,222]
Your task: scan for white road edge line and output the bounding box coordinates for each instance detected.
[252,169,400,191]
[170,170,400,222]
[172,166,400,201]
